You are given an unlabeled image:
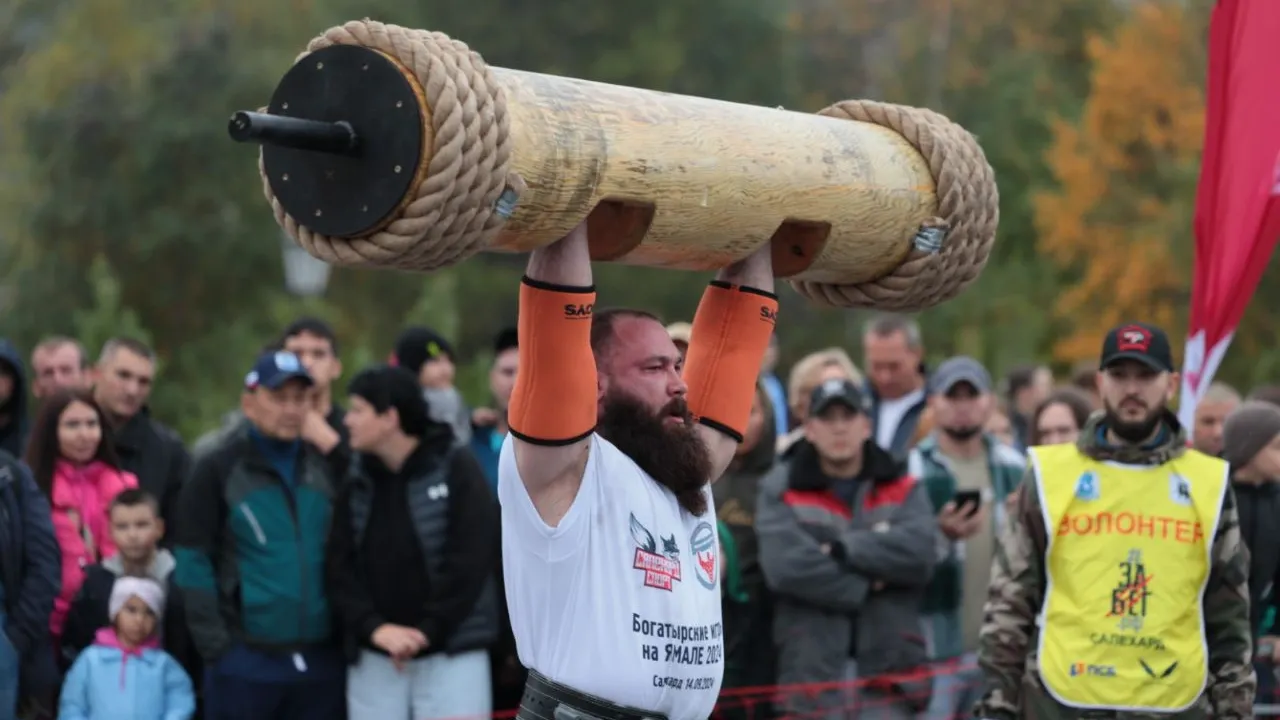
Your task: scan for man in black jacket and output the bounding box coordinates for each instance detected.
[327,365,499,720]
[0,340,29,458]
[281,318,350,474]
[0,451,60,718]
[92,338,190,529]
[1223,401,1280,703]
[713,384,779,720]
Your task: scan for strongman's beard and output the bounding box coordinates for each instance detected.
[1103,400,1163,444]
[597,391,711,516]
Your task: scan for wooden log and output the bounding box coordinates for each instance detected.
[235,21,998,310]
[487,69,937,285]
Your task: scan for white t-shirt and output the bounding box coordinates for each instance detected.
[875,387,925,449]
[498,434,724,720]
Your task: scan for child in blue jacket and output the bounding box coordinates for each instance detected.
[59,576,195,720]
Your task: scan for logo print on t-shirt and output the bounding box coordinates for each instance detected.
[630,513,681,591]
[690,522,718,590]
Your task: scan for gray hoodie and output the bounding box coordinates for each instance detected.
[424,386,472,447]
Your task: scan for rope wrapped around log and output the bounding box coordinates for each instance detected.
[259,19,999,312]
[263,21,515,272]
[799,101,999,310]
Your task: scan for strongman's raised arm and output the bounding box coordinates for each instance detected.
[498,219,777,720]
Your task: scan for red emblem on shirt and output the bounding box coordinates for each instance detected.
[630,514,681,591]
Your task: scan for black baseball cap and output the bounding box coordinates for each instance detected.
[809,378,868,416]
[1099,322,1173,373]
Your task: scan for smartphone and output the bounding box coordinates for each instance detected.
[953,490,983,517]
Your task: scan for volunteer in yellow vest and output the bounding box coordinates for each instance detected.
[974,322,1255,720]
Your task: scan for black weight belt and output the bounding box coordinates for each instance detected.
[516,670,670,720]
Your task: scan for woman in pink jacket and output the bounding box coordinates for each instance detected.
[24,389,138,643]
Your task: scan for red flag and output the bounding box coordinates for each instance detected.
[1179,0,1280,436]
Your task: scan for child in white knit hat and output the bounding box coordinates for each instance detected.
[58,576,196,720]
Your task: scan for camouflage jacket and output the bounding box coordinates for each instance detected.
[973,411,1255,720]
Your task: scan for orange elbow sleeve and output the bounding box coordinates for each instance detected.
[683,281,778,442]
[507,277,598,445]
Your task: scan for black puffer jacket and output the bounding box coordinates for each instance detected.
[0,340,29,458]
[1234,478,1280,635]
[112,407,190,530]
[712,390,779,713]
[713,393,779,600]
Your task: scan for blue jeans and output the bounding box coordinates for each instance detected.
[0,613,18,720]
[924,653,981,720]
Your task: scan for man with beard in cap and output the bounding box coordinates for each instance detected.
[498,219,776,720]
[974,322,1254,720]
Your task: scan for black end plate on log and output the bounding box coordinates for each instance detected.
[254,44,425,239]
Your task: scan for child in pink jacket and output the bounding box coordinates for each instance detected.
[50,459,137,638]
[22,390,138,642]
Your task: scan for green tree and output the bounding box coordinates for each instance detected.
[72,255,154,361]
[1034,0,1205,364]
[782,0,1118,374]
[902,0,1117,373]
[0,1,351,437]
[0,0,809,437]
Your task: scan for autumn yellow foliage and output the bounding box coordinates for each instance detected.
[1035,1,1205,363]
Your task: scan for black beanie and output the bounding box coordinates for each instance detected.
[392,327,454,375]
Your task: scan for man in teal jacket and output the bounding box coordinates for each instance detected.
[174,350,344,720]
[907,357,1025,720]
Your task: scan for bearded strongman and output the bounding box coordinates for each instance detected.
[499,219,776,720]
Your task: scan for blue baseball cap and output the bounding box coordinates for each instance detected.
[244,350,313,391]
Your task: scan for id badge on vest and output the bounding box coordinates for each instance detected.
[1029,445,1229,713]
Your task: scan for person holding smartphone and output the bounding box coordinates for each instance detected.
[906,357,1026,720]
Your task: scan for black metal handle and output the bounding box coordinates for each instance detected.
[228,111,359,155]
